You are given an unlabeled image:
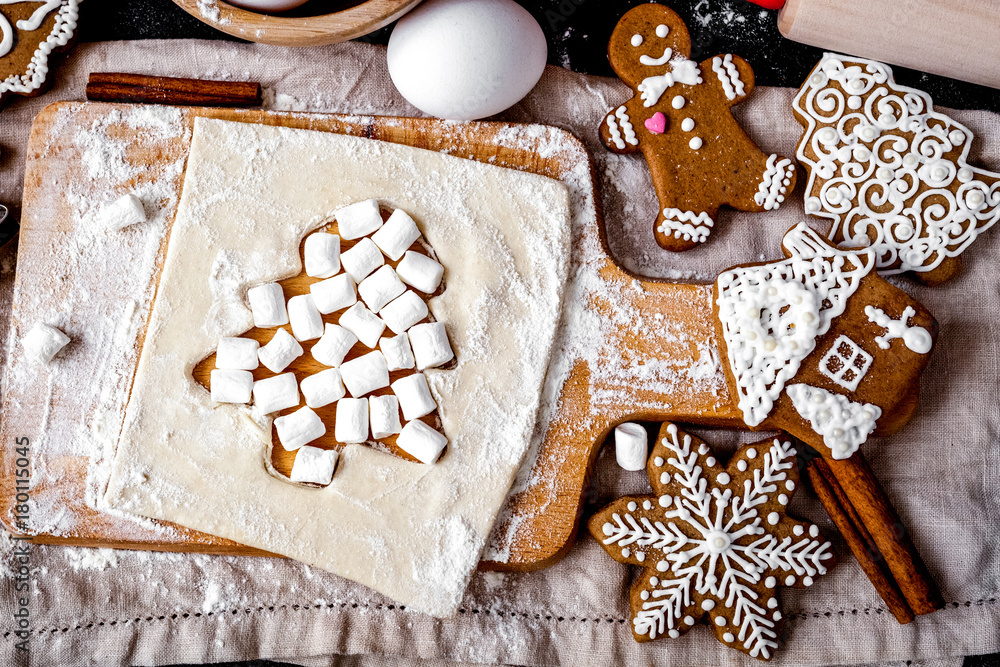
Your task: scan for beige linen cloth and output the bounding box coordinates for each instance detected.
[0,40,998,667]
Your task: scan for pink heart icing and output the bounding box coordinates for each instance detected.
[644,112,666,134]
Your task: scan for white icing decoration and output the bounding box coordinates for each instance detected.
[753,154,795,210]
[864,305,932,354]
[711,54,745,101]
[737,460,747,472]
[681,117,694,132]
[600,427,832,658]
[640,46,674,68]
[716,223,875,426]
[638,58,703,107]
[657,208,714,244]
[723,632,735,642]
[655,23,668,38]
[671,95,685,109]
[616,106,638,146]
[793,53,1000,276]
[818,334,873,391]
[786,384,881,459]
[631,33,643,47]
[688,136,703,150]
[0,0,77,92]
[605,114,625,150]
[715,615,726,626]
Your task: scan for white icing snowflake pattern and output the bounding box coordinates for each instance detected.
[592,424,835,660]
[793,53,1000,277]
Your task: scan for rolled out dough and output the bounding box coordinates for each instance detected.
[104,118,571,616]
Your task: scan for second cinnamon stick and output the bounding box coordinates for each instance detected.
[87,73,262,107]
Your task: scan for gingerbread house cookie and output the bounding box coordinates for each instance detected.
[0,0,80,104]
[793,53,1000,285]
[712,222,936,460]
[599,3,796,252]
[589,423,835,660]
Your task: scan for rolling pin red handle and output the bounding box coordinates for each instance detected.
[744,0,786,9]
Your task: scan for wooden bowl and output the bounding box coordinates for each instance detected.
[172,0,423,46]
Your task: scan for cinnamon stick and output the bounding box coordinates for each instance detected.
[806,458,914,624]
[825,453,944,616]
[86,73,262,107]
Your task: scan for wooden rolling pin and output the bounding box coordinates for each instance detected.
[758,0,1000,90]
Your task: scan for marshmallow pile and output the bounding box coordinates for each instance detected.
[208,201,453,484]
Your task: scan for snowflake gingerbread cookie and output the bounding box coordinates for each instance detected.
[589,423,835,660]
[0,0,80,104]
[793,53,1000,285]
[599,3,797,252]
[712,222,937,460]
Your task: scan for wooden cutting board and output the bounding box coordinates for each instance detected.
[0,101,742,569]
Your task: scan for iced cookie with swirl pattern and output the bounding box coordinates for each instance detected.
[588,423,836,660]
[712,222,936,461]
[0,0,80,106]
[793,53,1000,285]
[599,4,797,252]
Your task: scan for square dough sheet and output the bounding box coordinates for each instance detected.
[104,117,572,617]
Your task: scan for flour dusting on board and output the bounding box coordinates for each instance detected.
[481,124,728,563]
[2,104,190,540]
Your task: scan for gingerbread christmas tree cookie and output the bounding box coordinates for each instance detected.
[793,53,1000,285]
[0,0,80,104]
[589,423,835,660]
[599,3,796,252]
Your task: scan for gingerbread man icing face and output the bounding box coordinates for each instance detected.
[600,4,797,252]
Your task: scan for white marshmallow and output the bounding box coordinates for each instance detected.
[210,369,253,403]
[248,283,288,327]
[408,322,454,370]
[391,373,437,420]
[359,265,406,313]
[287,294,324,342]
[335,397,369,443]
[396,251,444,294]
[396,420,447,464]
[103,193,146,230]
[379,333,415,371]
[369,395,402,439]
[311,323,357,367]
[339,302,385,348]
[274,406,327,451]
[371,209,421,261]
[304,232,341,278]
[340,351,390,397]
[290,445,339,485]
[310,273,357,314]
[257,327,303,373]
[215,337,259,370]
[252,372,299,414]
[614,422,648,471]
[336,199,384,240]
[380,291,429,334]
[21,322,70,364]
[341,238,384,282]
[300,368,346,408]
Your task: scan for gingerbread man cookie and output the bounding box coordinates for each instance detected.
[600,4,797,252]
[589,423,835,660]
[0,0,80,105]
[713,222,936,460]
[793,54,1000,285]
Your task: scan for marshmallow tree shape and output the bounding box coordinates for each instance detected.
[588,423,835,660]
[794,54,1000,285]
[599,3,797,252]
[712,223,937,460]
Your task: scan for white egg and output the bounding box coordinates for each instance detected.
[387,0,548,120]
[227,0,310,12]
